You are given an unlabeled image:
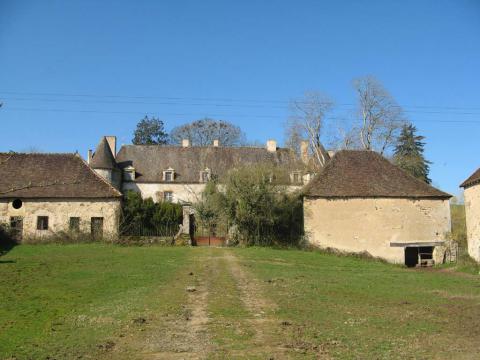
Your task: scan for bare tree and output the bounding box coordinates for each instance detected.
[353,76,406,155]
[170,118,246,146]
[286,91,334,167]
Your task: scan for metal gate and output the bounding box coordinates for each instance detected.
[192,220,228,246]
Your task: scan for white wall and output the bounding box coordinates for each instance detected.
[304,197,451,264]
[464,184,480,261]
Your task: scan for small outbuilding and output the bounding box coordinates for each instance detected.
[0,153,122,241]
[303,150,452,266]
[461,168,480,262]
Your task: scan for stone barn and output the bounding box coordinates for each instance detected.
[461,168,480,261]
[303,150,452,266]
[0,153,122,241]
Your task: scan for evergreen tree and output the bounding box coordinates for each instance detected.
[132,116,169,145]
[393,124,431,183]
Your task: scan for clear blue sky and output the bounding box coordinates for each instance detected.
[1,0,479,196]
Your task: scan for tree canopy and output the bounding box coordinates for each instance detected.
[170,118,245,146]
[132,116,169,145]
[393,124,431,184]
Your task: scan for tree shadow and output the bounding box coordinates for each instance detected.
[0,232,18,259]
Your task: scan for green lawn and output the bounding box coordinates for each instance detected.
[1,245,480,359]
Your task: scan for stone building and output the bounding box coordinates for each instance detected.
[0,153,122,241]
[89,136,317,204]
[303,150,452,266]
[461,168,480,262]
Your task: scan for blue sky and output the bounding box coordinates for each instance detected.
[0,0,479,196]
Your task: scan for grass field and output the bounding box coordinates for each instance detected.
[1,245,480,359]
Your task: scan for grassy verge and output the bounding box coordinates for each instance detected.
[0,244,190,359]
[235,247,480,359]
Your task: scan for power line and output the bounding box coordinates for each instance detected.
[2,106,480,124]
[1,90,480,112]
[1,96,480,117]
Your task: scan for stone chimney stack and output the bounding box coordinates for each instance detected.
[182,139,190,148]
[300,140,309,164]
[266,139,277,152]
[213,139,220,147]
[105,136,117,158]
[87,149,93,164]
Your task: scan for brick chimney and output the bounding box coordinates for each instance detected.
[300,140,309,164]
[182,139,190,148]
[213,139,220,147]
[266,139,277,152]
[87,149,93,164]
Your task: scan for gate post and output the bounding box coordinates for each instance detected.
[177,205,195,246]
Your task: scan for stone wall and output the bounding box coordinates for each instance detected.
[303,197,451,264]
[464,184,480,261]
[0,198,121,240]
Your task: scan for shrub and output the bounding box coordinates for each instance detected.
[196,164,304,246]
[120,191,183,238]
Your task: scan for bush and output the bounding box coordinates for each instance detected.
[120,191,183,237]
[196,164,304,247]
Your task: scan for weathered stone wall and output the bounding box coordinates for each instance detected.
[123,182,302,204]
[303,197,451,264]
[0,198,121,240]
[464,184,480,261]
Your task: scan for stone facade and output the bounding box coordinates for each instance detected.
[303,197,451,264]
[123,182,303,204]
[464,184,480,261]
[0,198,121,240]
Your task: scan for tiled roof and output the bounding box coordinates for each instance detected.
[0,153,122,199]
[115,145,307,183]
[90,137,117,170]
[303,150,451,199]
[461,168,480,189]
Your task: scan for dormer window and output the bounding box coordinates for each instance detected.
[200,168,211,183]
[291,171,302,184]
[163,168,175,182]
[123,166,135,181]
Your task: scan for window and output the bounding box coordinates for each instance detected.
[91,217,104,239]
[12,199,23,209]
[69,217,80,232]
[200,170,211,183]
[163,168,175,182]
[291,172,302,184]
[37,216,49,230]
[163,191,173,203]
[123,166,135,181]
[293,173,300,183]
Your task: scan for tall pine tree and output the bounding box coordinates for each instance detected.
[393,124,431,184]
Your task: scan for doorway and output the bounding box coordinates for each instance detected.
[9,216,23,242]
[404,247,418,267]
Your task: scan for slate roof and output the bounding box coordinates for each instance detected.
[460,168,480,189]
[90,137,117,170]
[0,153,122,199]
[115,145,307,183]
[303,150,451,199]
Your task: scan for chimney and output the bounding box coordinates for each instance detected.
[182,139,190,148]
[105,136,117,158]
[213,139,219,147]
[266,139,277,152]
[300,140,309,164]
[87,149,93,164]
